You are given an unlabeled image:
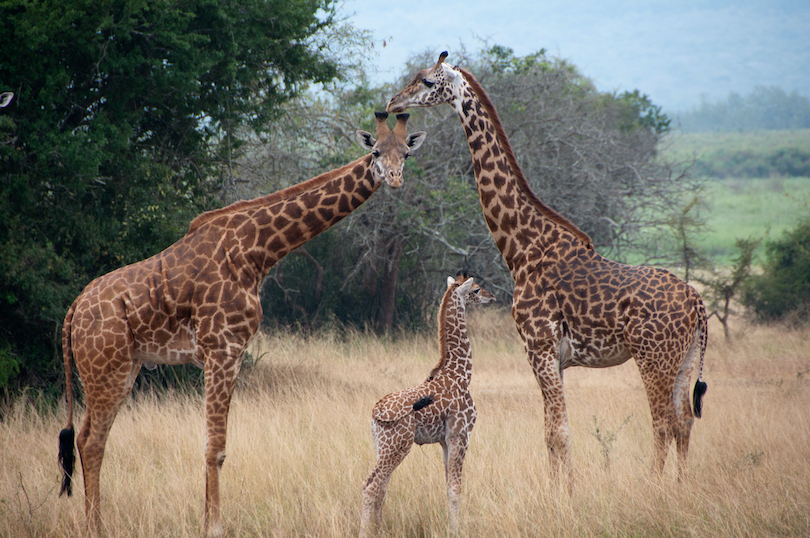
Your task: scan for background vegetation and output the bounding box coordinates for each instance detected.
[676,86,810,133]
[1,313,809,537]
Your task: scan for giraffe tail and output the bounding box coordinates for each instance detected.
[58,302,77,497]
[692,297,709,418]
[413,396,434,412]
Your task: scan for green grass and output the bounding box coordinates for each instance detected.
[663,128,810,164]
[699,177,810,264]
[658,129,810,265]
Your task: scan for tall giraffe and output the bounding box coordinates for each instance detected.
[57,112,427,538]
[387,53,708,486]
[360,271,496,537]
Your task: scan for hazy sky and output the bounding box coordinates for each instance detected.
[336,0,810,113]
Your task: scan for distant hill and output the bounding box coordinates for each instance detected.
[662,129,810,179]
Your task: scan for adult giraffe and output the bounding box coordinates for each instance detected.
[57,112,426,538]
[387,53,707,487]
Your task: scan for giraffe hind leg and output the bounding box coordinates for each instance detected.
[673,331,705,480]
[360,418,414,538]
[76,358,142,537]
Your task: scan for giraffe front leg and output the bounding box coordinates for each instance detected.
[528,346,573,492]
[441,433,470,535]
[360,417,414,537]
[201,345,243,538]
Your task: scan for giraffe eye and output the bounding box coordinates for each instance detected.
[422,78,435,88]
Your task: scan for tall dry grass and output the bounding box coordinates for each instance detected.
[2,309,809,537]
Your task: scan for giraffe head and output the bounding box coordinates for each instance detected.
[356,111,426,188]
[447,271,496,308]
[386,52,462,114]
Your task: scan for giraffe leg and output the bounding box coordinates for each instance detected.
[441,433,469,535]
[201,345,243,538]
[527,346,573,491]
[76,358,141,537]
[360,417,414,538]
[636,354,680,477]
[673,340,699,481]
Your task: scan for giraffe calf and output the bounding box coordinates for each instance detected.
[360,272,495,537]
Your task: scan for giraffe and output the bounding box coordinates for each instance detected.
[360,271,496,537]
[387,53,708,487]
[56,111,427,538]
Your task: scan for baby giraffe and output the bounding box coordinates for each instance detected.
[360,272,496,537]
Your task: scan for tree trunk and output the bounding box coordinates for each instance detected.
[377,238,404,334]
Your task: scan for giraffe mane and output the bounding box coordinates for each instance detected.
[428,279,458,380]
[458,68,594,250]
[186,154,372,234]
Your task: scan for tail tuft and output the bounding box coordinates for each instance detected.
[412,396,434,412]
[58,427,75,497]
[693,380,708,418]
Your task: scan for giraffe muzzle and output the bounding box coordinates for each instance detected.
[386,171,403,188]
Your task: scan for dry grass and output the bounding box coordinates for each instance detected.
[2,309,809,537]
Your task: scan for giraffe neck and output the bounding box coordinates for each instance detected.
[451,69,593,277]
[429,288,472,386]
[187,154,379,280]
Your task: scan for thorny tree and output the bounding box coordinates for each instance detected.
[234,46,706,332]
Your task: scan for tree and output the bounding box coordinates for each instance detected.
[0,0,355,398]
[743,219,810,324]
[700,238,760,340]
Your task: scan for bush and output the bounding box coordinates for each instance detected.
[743,219,810,323]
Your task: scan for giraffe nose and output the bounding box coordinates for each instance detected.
[387,170,403,188]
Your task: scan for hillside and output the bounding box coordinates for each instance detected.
[662,129,810,179]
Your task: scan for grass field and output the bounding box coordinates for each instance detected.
[699,176,810,263]
[2,308,809,537]
[659,129,810,265]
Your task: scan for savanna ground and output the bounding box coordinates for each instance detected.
[2,307,809,537]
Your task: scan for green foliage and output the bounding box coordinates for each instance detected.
[743,219,810,323]
[0,0,347,398]
[617,89,671,135]
[678,86,810,133]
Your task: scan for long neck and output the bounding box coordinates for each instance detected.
[429,290,472,386]
[189,154,379,279]
[452,70,593,277]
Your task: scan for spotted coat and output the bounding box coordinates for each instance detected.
[360,273,496,537]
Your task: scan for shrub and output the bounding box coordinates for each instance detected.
[743,219,810,323]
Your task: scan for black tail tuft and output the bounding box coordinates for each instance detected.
[693,380,708,418]
[413,396,434,412]
[58,427,75,497]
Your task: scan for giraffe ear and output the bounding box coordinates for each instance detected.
[405,131,427,152]
[446,276,455,288]
[356,130,376,151]
[456,278,474,296]
[443,63,460,83]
